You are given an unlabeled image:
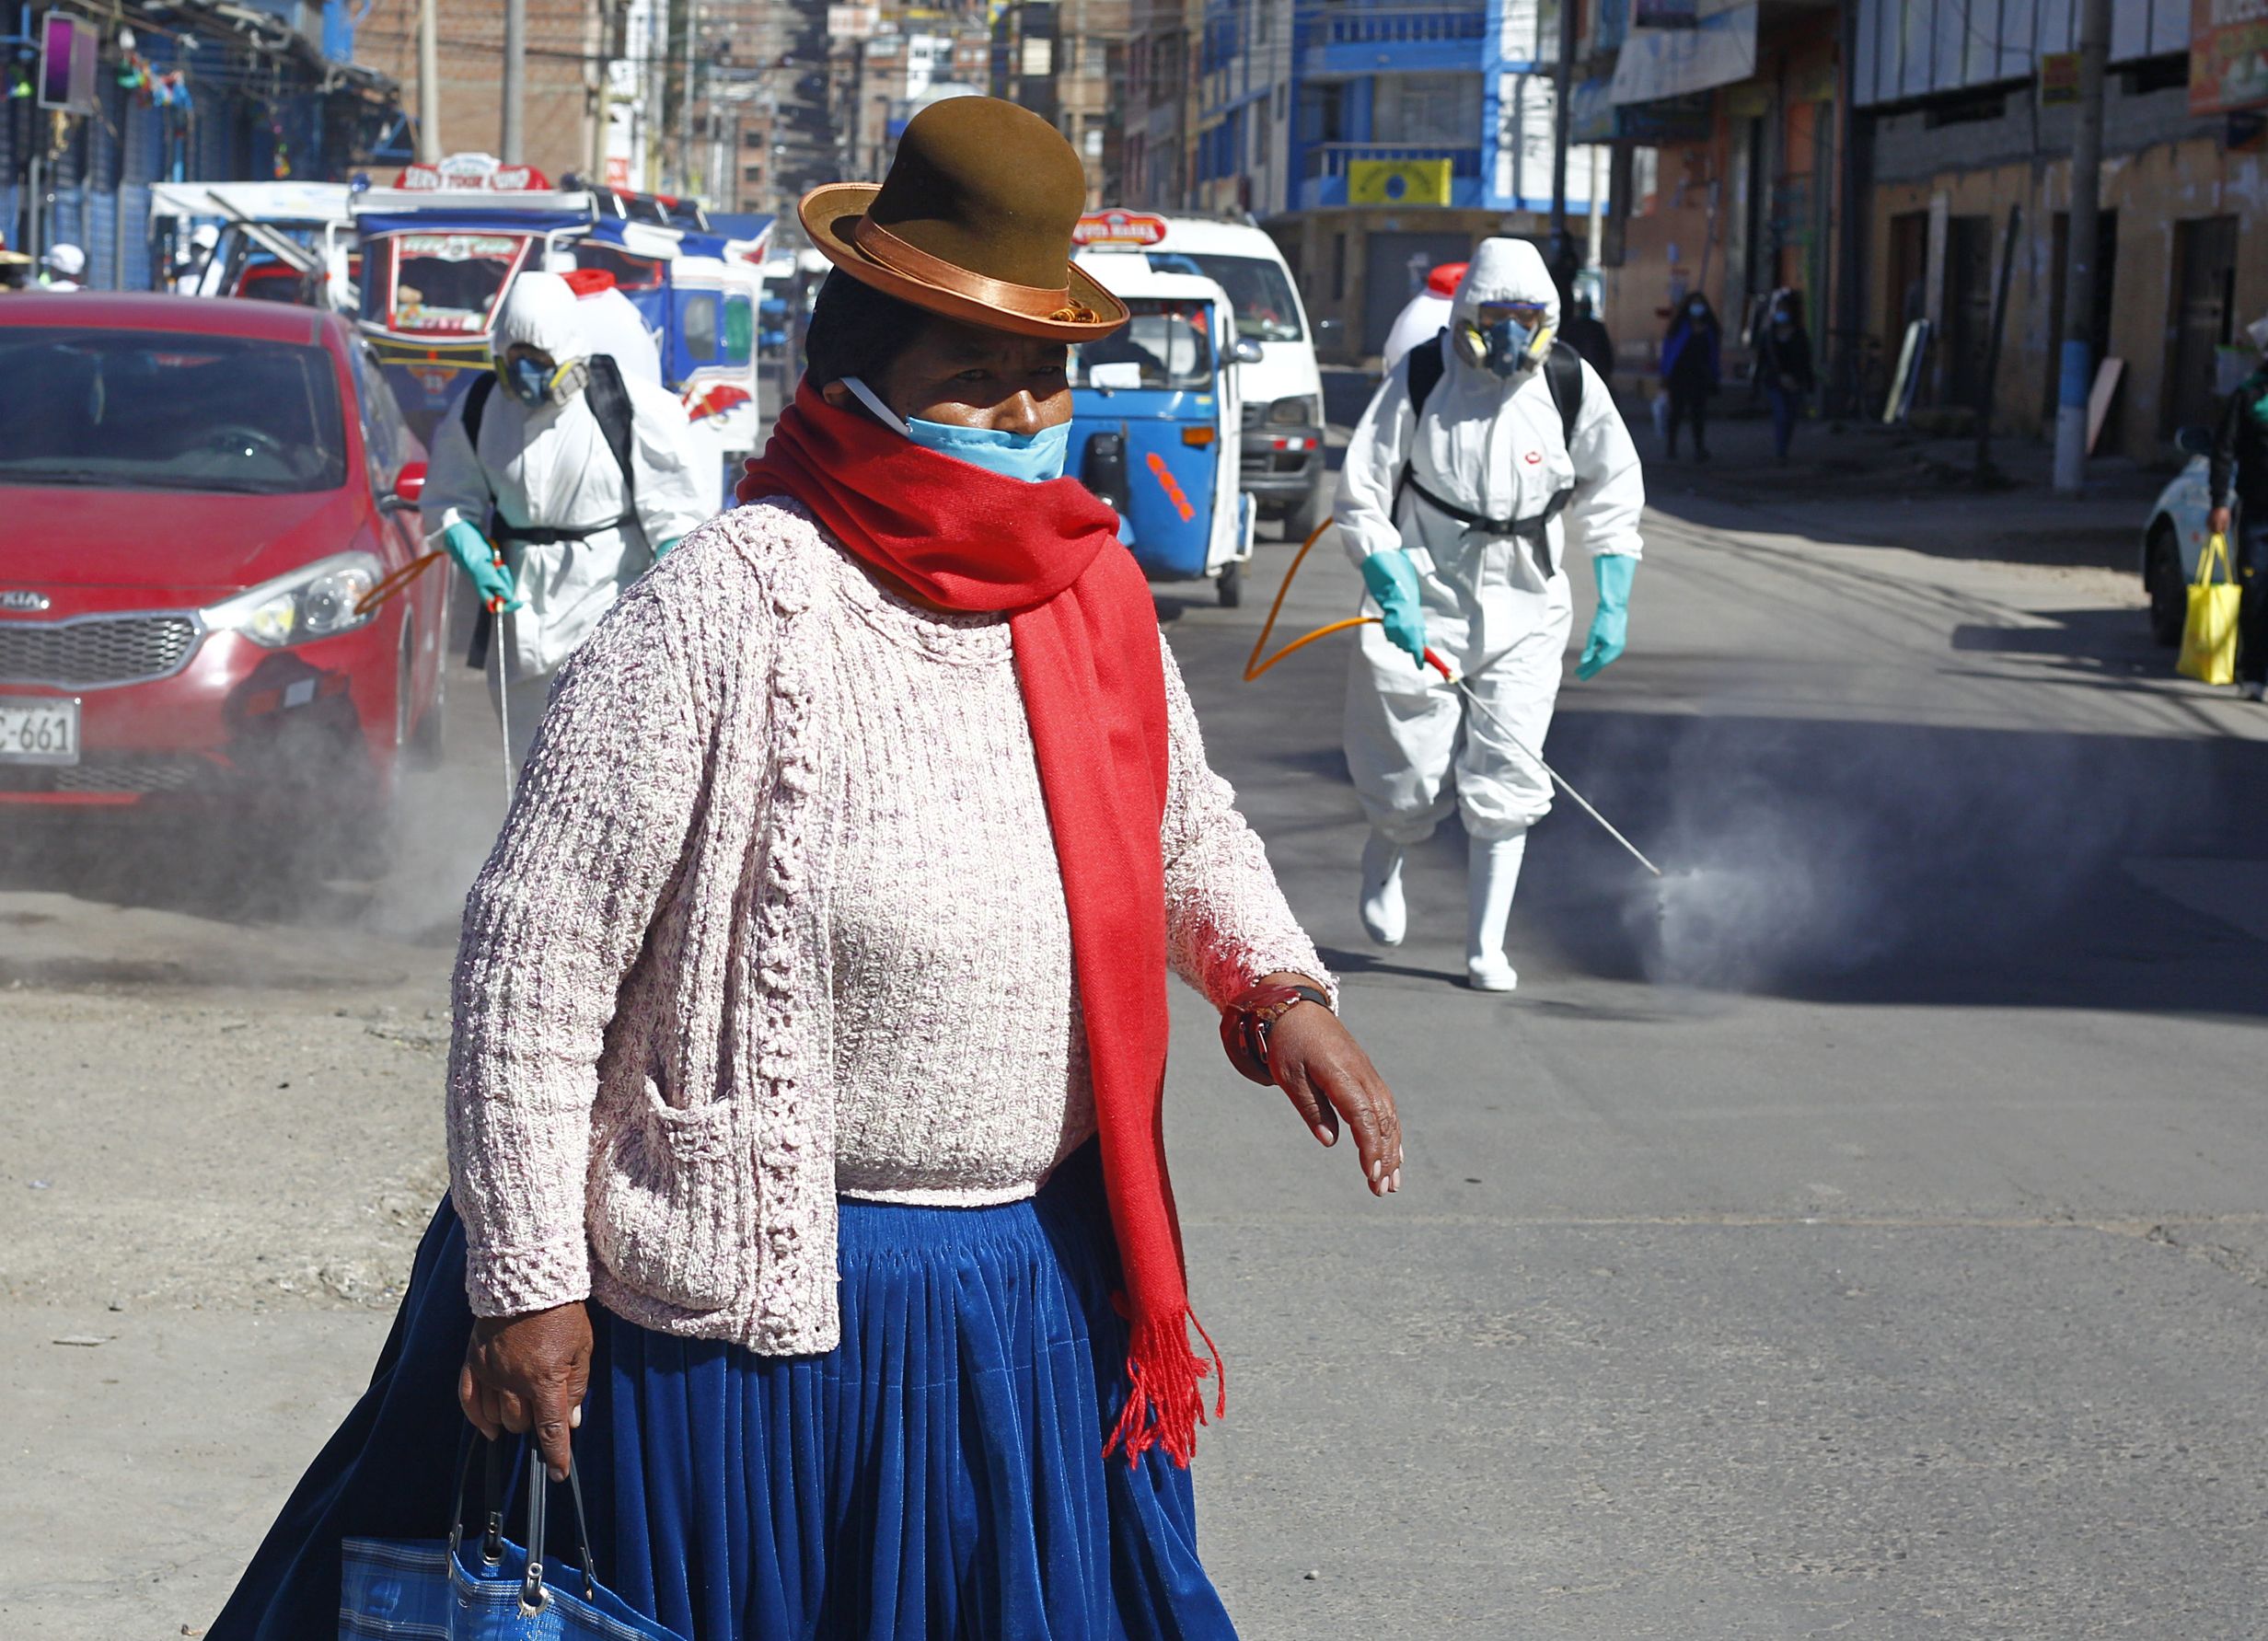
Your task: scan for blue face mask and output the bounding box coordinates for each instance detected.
[842,376,1070,483]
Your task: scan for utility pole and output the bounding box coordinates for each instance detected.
[1548,0,1579,304]
[2052,0,2112,492]
[678,0,698,197]
[417,0,441,161]
[502,0,526,162]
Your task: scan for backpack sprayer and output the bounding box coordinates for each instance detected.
[1244,520,1664,882]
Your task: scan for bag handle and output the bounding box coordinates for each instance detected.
[445,1434,602,1612]
[2196,531,2231,588]
[516,1442,602,1612]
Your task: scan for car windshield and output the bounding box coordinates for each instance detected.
[1072,297,1217,391]
[1154,252,1305,342]
[0,328,348,494]
[363,231,533,336]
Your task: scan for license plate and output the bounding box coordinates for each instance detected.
[0,697,80,765]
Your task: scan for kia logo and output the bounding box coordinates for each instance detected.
[0,590,52,613]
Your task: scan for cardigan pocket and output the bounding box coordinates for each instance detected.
[586,1079,752,1314]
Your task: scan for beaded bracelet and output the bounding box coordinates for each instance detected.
[1220,980,1334,1085]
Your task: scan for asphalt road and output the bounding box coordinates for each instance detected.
[4,469,2266,1637]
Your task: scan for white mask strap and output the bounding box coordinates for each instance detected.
[840,376,910,438]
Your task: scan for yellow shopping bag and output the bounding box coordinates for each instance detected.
[2177,531,2241,686]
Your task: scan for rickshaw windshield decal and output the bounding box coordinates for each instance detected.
[1073,298,1217,391]
[367,233,534,335]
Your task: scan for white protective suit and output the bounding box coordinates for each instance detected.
[1381,262,1470,373]
[422,272,712,768]
[573,283,665,387]
[1337,238,1643,986]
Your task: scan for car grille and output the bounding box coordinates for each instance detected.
[0,751,212,795]
[0,615,201,688]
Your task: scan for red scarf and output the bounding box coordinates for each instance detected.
[739,384,1221,1466]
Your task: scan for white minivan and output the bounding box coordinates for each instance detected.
[1074,212,1331,537]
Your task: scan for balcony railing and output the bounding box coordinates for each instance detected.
[1306,6,1487,49]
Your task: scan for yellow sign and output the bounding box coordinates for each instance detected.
[1347,158,1453,207]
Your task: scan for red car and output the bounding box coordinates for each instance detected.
[0,293,445,853]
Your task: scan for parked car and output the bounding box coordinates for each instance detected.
[2141,426,2233,647]
[0,293,444,861]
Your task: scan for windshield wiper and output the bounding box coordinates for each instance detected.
[0,468,118,487]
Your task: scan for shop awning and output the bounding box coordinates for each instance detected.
[1610,3,1758,104]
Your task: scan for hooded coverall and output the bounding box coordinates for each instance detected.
[421,272,712,771]
[1337,238,1645,982]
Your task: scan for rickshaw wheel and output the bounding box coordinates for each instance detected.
[1217,561,1244,607]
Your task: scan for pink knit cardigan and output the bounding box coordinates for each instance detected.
[445,501,1330,1353]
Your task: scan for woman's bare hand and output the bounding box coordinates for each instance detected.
[459,1301,592,1480]
[1256,979,1404,1197]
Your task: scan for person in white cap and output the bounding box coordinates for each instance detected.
[1336,237,1646,991]
[421,271,713,773]
[39,244,86,290]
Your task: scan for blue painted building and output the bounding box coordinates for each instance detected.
[1180,0,1606,355]
[2,0,399,289]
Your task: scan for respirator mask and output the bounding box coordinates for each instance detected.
[1452,303,1553,379]
[499,351,590,410]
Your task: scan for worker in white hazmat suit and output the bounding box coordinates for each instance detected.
[1380,260,1467,374]
[1336,237,1646,991]
[422,271,712,774]
[561,266,665,386]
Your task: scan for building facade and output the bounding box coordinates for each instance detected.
[1851,0,2266,458]
[3,0,397,287]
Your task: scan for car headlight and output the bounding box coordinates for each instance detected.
[1268,394,1321,427]
[202,553,384,649]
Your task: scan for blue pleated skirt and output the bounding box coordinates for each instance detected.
[208,1144,1237,1641]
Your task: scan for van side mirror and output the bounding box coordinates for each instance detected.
[2174,425,2214,457]
[1230,338,1264,366]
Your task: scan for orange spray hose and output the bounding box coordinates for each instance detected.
[353,550,445,618]
[1242,521,1452,682]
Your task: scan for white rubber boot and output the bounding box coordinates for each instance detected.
[1359,830,1407,947]
[1464,829,1529,991]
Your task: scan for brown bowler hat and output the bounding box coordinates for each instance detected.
[799,97,1127,341]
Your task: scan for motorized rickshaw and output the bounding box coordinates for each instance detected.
[1068,260,1257,606]
[350,157,597,441]
[570,212,773,500]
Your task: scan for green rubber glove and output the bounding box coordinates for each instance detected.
[1360,549,1428,666]
[1577,553,1636,679]
[440,520,521,611]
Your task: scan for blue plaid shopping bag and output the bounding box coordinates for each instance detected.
[340,1439,685,1640]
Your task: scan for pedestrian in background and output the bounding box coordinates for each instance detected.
[1562,293,1615,387]
[1753,289,1814,463]
[1660,291,1721,460]
[38,244,84,290]
[207,96,1402,1641]
[2207,315,2268,702]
